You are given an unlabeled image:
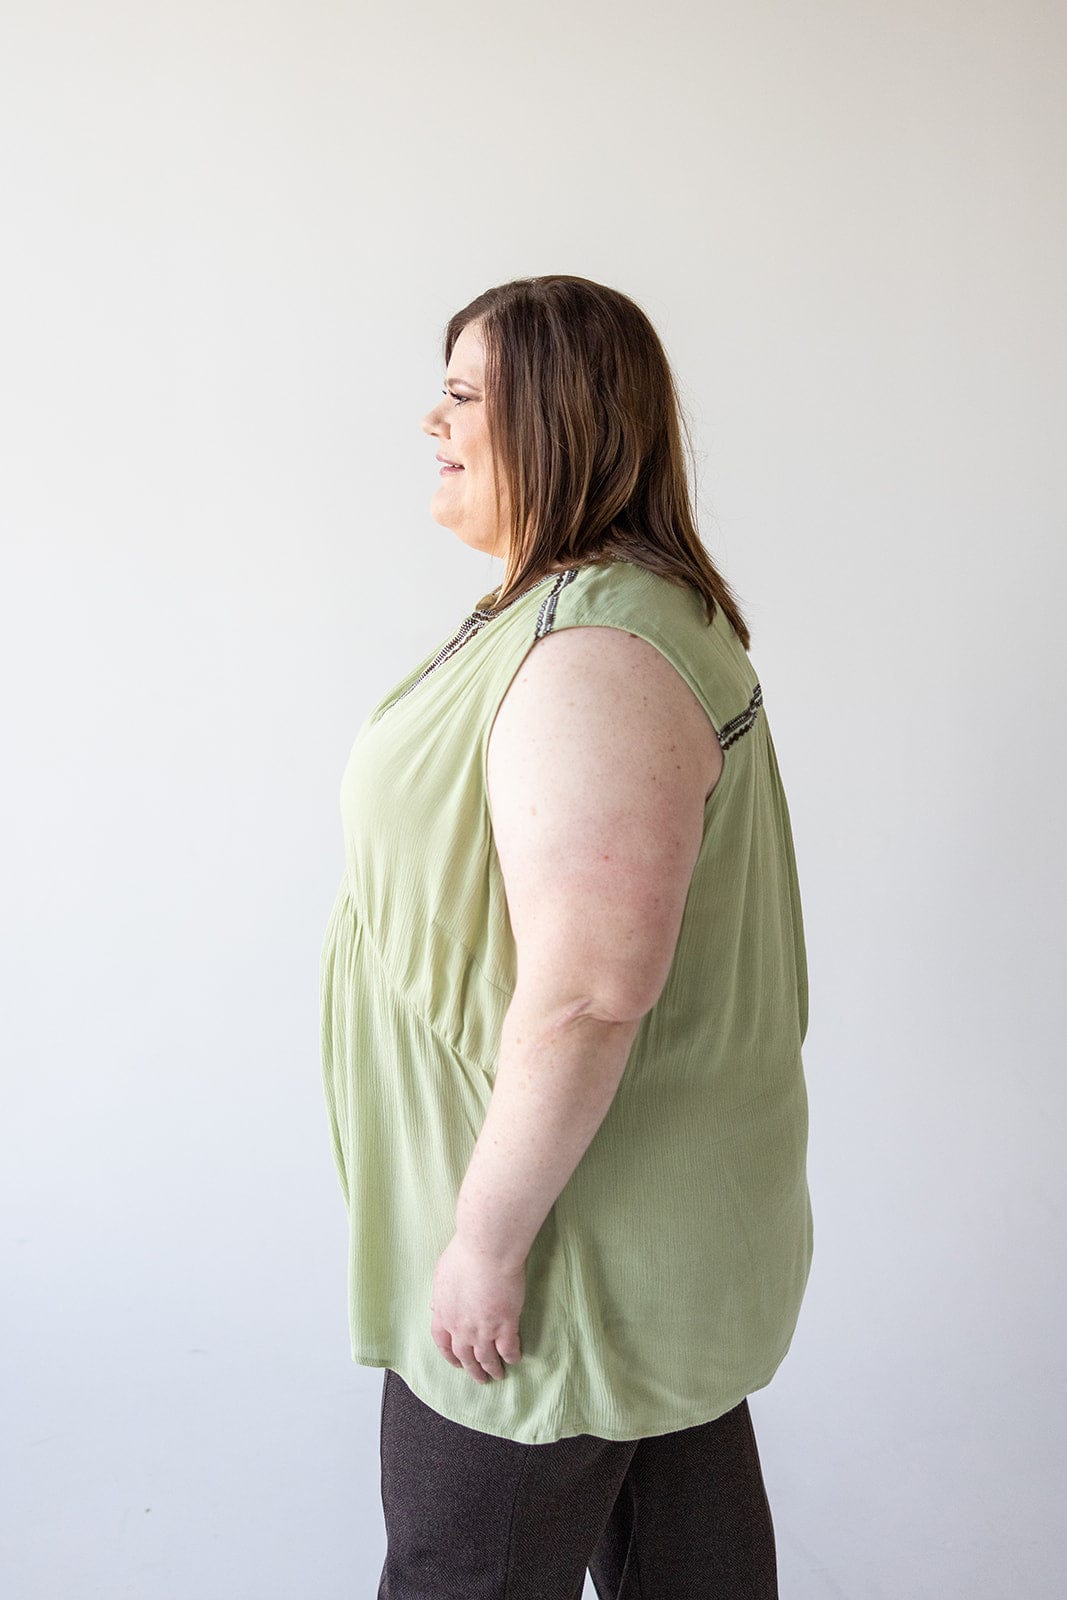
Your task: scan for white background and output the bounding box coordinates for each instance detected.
[2,2,1064,1595]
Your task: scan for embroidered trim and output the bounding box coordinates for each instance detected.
[385,568,579,710]
[533,567,580,636]
[718,683,763,748]
[386,616,480,707]
[534,574,763,754]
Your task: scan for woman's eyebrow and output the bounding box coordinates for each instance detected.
[444,375,480,390]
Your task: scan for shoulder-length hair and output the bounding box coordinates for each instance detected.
[442,274,752,650]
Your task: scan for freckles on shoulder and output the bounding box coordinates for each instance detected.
[486,626,712,912]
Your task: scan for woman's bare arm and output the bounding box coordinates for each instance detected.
[454,624,722,1268]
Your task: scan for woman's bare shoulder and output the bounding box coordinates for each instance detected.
[485,624,720,1020]
[488,623,722,807]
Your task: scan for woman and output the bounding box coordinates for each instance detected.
[320,275,814,1599]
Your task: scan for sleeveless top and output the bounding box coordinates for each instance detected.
[319,557,813,1444]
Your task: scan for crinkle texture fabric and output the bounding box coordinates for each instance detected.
[319,558,814,1444]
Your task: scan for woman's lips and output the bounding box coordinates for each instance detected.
[439,464,464,475]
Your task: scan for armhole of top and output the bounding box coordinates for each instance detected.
[538,572,765,756]
[485,578,751,825]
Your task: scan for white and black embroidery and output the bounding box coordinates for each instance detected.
[384,567,762,754]
[718,683,763,748]
[533,567,580,636]
[386,568,579,709]
[535,573,763,753]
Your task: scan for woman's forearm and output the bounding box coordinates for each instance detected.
[454,984,643,1267]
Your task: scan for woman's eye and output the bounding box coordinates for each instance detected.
[441,387,469,405]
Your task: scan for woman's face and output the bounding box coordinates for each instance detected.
[420,319,509,559]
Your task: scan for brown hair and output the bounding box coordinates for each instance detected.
[442,274,752,650]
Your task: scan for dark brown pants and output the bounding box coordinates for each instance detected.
[377,1368,779,1599]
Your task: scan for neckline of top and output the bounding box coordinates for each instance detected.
[471,565,582,618]
[373,567,583,723]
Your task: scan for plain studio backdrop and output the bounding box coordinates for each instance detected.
[2,2,1064,1596]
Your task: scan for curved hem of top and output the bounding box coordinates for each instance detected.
[354,1347,786,1447]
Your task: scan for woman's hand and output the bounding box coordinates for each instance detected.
[429,1232,526,1382]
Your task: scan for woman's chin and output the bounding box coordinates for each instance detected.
[429,502,458,532]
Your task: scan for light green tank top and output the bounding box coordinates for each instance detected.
[319,557,813,1444]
